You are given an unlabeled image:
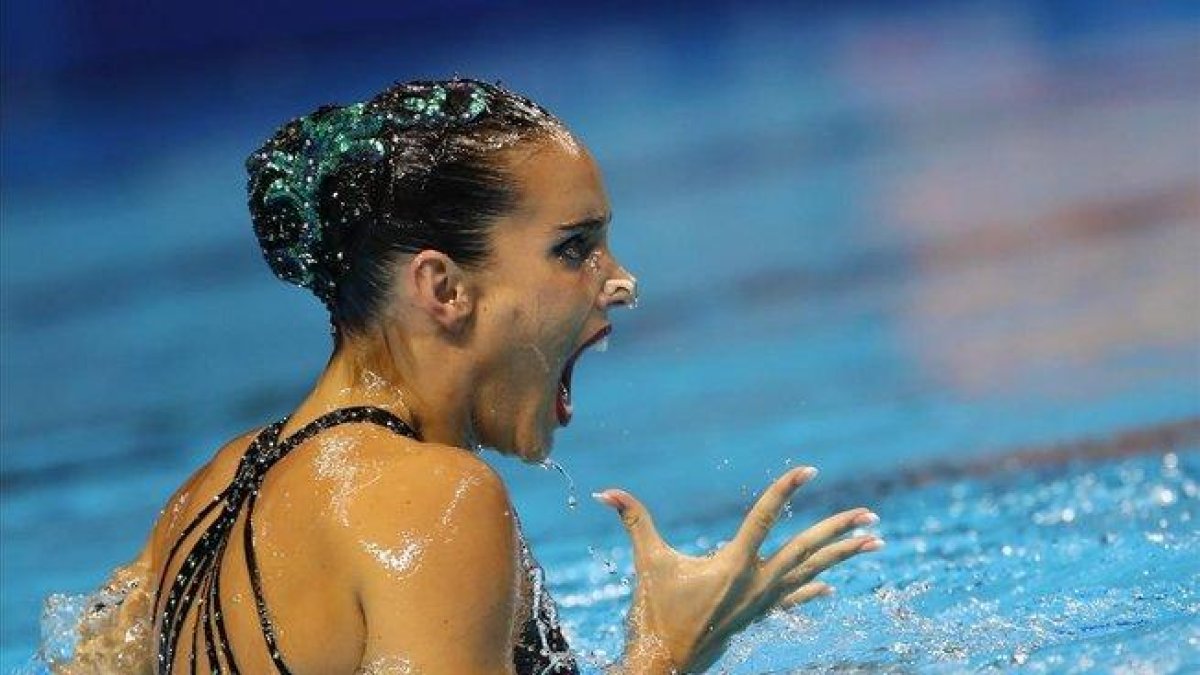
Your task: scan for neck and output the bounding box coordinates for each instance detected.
[290,328,476,449]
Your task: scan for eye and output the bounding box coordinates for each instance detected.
[555,234,594,266]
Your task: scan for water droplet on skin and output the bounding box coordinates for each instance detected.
[440,474,483,530]
[314,434,384,528]
[357,656,414,674]
[361,535,427,576]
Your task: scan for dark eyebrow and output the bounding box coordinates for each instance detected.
[555,214,611,233]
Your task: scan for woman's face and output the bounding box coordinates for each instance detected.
[469,136,634,461]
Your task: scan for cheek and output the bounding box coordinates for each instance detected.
[484,295,555,368]
[479,264,595,355]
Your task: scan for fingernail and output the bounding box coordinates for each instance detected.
[853,511,880,526]
[821,586,836,596]
[860,538,886,552]
[592,491,621,510]
[792,467,818,486]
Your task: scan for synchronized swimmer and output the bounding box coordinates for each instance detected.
[57,78,882,674]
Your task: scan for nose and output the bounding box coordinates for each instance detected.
[600,265,638,309]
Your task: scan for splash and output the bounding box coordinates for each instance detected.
[587,545,618,576]
[543,451,1200,673]
[27,564,154,674]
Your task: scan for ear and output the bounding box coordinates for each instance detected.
[405,250,474,333]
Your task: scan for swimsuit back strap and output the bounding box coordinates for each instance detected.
[156,406,417,675]
[275,405,418,453]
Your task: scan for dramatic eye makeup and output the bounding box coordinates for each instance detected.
[551,215,609,266]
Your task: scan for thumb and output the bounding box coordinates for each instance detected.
[593,488,665,559]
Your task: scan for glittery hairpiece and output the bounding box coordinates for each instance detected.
[390,82,490,123]
[258,102,386,297]
[251,80,492,304]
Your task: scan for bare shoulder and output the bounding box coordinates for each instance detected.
[310,423,517,570]
[308,425,520,668]
[148,427,262,564]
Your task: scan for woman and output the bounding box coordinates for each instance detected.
[58,78,882,674]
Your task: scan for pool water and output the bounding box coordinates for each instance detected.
[3,1,1198,672]
[17,432,1200,673]
[539,448,1200,673]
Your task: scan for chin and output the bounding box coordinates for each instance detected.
[483,416,556,464]
[515,428,556,464]
[494,439,554,465]
[473,390,564,462]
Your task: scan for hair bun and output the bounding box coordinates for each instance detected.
[246,104,387,306]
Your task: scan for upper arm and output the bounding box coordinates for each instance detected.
[342,446,519,675]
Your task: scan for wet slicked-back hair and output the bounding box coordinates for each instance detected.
[246,78,568,338]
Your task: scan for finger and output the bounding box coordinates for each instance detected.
[593,489,666,560]
[765,507,878,577]
[780,535,884,588]
[732,467,818,556]
[776,582,834,611]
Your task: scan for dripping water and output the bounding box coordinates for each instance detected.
[540,458,578,510]
[587,545,618,576]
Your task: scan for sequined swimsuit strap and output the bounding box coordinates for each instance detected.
[153,406,417,675]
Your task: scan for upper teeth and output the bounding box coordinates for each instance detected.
[593,337,609,353]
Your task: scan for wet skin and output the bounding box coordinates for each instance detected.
[62,136,882,674]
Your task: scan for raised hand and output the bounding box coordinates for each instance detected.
[594,467,882,673]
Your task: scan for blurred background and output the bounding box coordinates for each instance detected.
[2,1,1198,672]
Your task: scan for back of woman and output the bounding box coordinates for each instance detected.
[146,424,370,674]
[146,416,530,674]
[69,416,535,674]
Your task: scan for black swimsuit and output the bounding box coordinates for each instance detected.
[153,406,578,674]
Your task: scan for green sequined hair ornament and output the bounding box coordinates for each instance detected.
[246,80,492,307]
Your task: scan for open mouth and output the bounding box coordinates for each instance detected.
[556,324,612,426]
